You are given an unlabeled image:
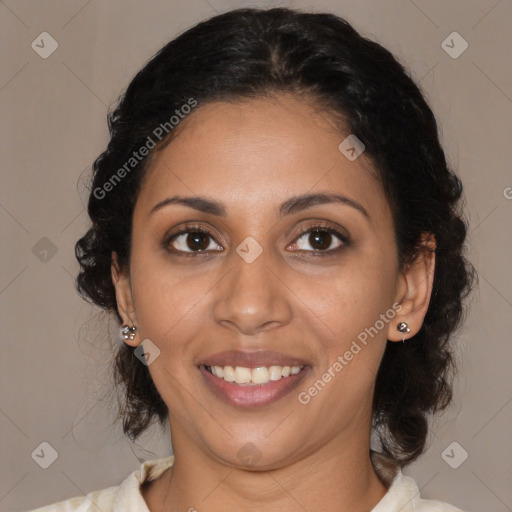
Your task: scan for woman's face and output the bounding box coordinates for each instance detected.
[113,93,416,469]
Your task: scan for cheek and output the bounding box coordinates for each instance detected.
[294,253,396,345]
[129,262,213,411]
[129,250,214,355]
[294,261,396,414]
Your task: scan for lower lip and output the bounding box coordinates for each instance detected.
[199,365,309,408]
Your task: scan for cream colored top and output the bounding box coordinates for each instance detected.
[26,452,465,511]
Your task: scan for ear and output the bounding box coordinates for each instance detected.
[111,251,139,347]
[387,233,436,342]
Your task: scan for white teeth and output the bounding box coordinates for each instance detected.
[206,364,304,385]
[235,366,252,384]
[223,366,235,382]
[269,366,282,380]
[251,366,270,384]
[213,366,224,378]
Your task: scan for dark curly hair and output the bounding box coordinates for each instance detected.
[75,7,475,468]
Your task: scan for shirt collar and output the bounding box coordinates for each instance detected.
[113,455,175,511]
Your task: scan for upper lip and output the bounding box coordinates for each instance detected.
[199,350,310,368]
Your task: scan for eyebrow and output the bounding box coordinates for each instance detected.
[149,192,369,219]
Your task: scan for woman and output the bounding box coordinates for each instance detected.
[30,7,474,512]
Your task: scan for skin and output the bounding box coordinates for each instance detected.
[111,93,436,512]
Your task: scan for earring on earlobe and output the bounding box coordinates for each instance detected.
[397,322,410,343]
[121,324,137,341]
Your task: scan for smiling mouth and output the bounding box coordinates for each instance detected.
[203,364,305,385]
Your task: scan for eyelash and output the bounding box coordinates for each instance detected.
[163,222,350,258]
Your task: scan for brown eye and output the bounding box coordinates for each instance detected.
[290,225,349,253]
[308,230,333,251]
[166,227,223,254]
[184,232,211,251]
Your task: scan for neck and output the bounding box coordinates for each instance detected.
[145,430,389,512]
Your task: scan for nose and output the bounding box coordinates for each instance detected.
[212,248,293,336]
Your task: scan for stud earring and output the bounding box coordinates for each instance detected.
[397,321,410,343]
[121,324,137,341]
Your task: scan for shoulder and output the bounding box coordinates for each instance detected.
[370,451,465,512]
[24,485,119,512]
[372,471,465,512]
[400,474,465,511]
[24,455,176,512]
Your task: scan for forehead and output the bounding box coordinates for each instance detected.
[135,94,389,223]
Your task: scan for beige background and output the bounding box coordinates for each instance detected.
[1,0,511,511]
